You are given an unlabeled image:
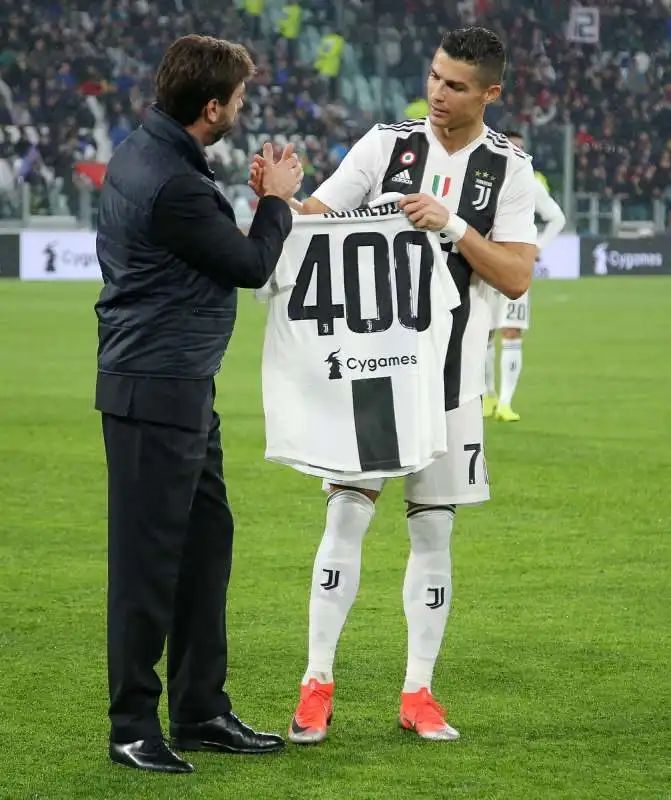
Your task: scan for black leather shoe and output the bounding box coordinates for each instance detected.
[170,712,285,755]
[109,737,195,773]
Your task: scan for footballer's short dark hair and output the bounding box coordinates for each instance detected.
[440,27,506,86]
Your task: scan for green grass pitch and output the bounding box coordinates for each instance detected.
[0,277,669,800]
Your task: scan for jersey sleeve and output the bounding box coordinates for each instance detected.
[312,125,383,212]
[533,179,567,250]
[254,280,273,302]
[490,156,538,245]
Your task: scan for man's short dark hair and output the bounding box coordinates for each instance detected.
[440,27,506,86]
[156,35,255,126]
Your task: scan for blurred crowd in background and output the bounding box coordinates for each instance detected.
[0,0,669,224]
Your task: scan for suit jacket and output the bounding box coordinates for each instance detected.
[94,105,292,430]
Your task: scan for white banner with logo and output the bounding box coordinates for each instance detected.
[16,229,580,282]
[534,233,580,280]
[580,236,671,276]
[19,231,101,281]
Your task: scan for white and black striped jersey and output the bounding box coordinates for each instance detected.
[257,197,462,478]
[313,118,537,409]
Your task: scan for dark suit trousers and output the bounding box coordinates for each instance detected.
[102,409,233,742]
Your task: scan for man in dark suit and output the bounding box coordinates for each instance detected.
[95,35,301,774]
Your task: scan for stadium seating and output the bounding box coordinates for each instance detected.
[0,0,669,226]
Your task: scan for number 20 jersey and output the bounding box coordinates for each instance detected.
[258,201,461,479]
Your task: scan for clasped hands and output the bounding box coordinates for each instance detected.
[248,143,303,203]
[249,148,449,232]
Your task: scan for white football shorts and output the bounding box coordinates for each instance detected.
[489,289,530,331]
[319,396,490,506]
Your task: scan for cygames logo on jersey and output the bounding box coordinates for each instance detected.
[324,348,418,379]
[350,354,418,373]
[325,349,343,380]
[472,169,495,211]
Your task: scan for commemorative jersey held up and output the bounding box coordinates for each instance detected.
[313,119,538,410]
[258,199,461,478]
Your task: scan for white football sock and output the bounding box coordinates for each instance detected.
[485,337,496,396]
[499,338,523,407]
[403,506,454,693]
[303,490,375,685]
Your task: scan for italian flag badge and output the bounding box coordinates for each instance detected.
[431,174,451,197]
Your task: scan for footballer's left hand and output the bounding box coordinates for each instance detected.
[398,193,449,231]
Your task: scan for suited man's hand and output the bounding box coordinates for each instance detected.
[250,143,303,201]
[248,154,264,197]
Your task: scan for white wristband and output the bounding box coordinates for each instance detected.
[442,214,468,243]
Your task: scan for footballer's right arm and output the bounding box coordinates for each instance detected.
[289,196,332,214]
[259,125,383,216]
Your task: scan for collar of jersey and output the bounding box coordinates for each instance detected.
[425,118,488,158]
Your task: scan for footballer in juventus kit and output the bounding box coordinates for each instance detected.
[250,27,537,743]
[484,130,567,421]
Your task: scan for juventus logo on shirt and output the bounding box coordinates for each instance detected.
[472,170,495,211]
